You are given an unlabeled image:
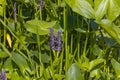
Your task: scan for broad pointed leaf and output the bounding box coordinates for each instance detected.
[96,19,120,44]
[89,59,105,71]
[65,0,94,19]
[12,53,29,72]
[94,0,108,20]
[25,20,56,35]
[111,58,120,78]
[67,63,84,80]
[108,0,120,21]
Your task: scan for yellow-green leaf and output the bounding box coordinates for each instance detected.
[65,0,94,19]
[25,19,56,35]
[94,0,108,20]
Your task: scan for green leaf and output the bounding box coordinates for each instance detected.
[108,0,120,21]
[0,0,3,16]
[90,69,100,79]
[3,58,13,70]
[8,19,15,32]
[0,50,9,58]
[0,6,3,16]
[67,63,84,80]
[89,58,105,71]
[25,19,56,35]
[65,0,94,19]
[96,19,120,44]
[92,44,103,57]
[11,70,25,80]
[41,53,50,63]
[111,58,120,78]
[12,53,29,72]
[75,28,87,33]
[94,0,108,20]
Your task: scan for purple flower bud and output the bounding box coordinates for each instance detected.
[50,28,55,49]
[1,69,6,80]
[38,0,44,10]
[14,2,17,22]
[56,30,62,51]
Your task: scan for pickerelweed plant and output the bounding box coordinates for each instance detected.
[50,28,62,57]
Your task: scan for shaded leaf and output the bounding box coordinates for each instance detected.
[67,63,84,80]
[0,50,9,58]
[92,44,103,57]
[12,53,29,72]
[96,19,120,44]
[111,58,120,78]
[41,53,50,63]
[3,58,13,70]
[65,0,94,18]
[25,19,56,35]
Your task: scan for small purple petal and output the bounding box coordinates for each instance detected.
[14,2,17,22]
[50,28,55,49]
[38,0,44,10]
[57,30,62,51]
[1,69,6,80]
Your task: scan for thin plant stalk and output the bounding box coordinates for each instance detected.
[63,6,69,74]
[3,0,6,46]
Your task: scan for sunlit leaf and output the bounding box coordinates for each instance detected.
[67,63,84,80]
[108,0,120,21]
[75,28,87,33]
[96,19,120,44]
[7,33,12,48]
[11,70,24,80]
[89,58,105,71]
[90,69,100,78]
[65,0,94,19]
[0,0,3,16]
[25,19,56,35]
[94,0,108,20]
[111,58,120,78]
[12,53,29,72]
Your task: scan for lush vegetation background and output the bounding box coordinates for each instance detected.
[0,0,120,80]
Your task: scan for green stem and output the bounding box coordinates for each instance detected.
[58,48,64,80]
[83,19,90,57]
[3,0,6,46]
[63,7,69,74]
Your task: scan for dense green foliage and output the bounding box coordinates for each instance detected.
[0,0,120,80]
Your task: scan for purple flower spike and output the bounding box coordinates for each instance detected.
[1,69,6,80]
[38,0,44,10]
[14,2,17,22]
[50,28,55,49]
[57,30,62,51]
